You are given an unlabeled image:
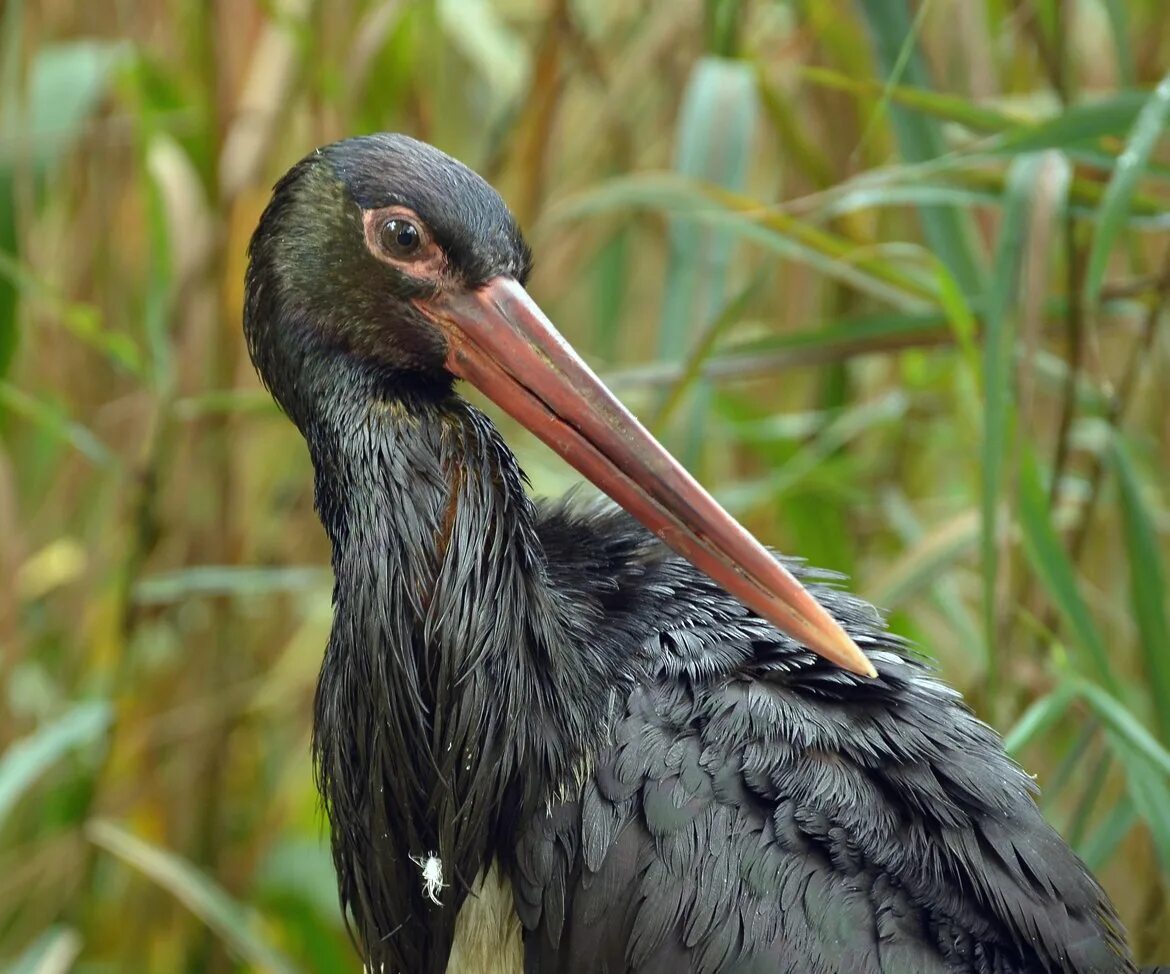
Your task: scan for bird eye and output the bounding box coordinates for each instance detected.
[380,218,422,259]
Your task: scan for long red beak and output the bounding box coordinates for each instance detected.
[417,276,875,677]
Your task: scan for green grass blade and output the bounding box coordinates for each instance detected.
[1003,682,1077,755]
[877,492,983,663]
[6,926,82,974]
[659,56,757,359]
[722,308,949,359]
[0,251,141,374]
[600,298,1132,401]
[141,137,177,391]
[716,390,908,512]
[1126,774,1170,873]
[173,388,279,419]
[0,0,22,124]
[813,168,1170,229]
[704,0,745,56]
[0,40,135,385]
[1017,447,1115,689]
[434,0,527,118]
[855,0,985,296]
[993,91,1147,154]
[133,565,329,605]
[1080,799,1136,871]
[1099,0,1135,88]
[1109,436,1170,740]
[868,509,979,613]
[1042,722,1099,812]
[757,68,834,188]
[800,65,1150,165]
[589,226,630,361]
[652,271,765,431]
[1069,145,1170,185]
[88,820,302,974]
[1071,678,1170,866]
[0,171,23,379]
[801,66,1021,133]
[1067,748,1114,847]
[1,40,130,169]
[552,174,935,308]
[658,55,757,464]
[1083,69,1170,305]
[0,702,111,829]
[0,27,130,379]
[933,258,982,427]
[981,153,1046,677]
[598,308,950,396]
[817,183,999,218]
[1062,678,1170,870]
[0,381,117,467]
[945,166,1170,228]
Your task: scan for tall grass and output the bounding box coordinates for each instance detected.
[2,1,1168,969]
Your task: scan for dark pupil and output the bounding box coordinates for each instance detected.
[385,219,419,255]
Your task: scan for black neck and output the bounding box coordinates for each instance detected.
[304,369,607,968]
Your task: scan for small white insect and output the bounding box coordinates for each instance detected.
[409,851,446,905]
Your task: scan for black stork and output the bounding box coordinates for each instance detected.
[244,133,1159,974]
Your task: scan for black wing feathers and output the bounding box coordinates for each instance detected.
[515,502,1135,974]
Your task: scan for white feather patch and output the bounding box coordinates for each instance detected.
[410,851,446,905]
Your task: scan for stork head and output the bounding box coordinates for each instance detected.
[243,133,874,677]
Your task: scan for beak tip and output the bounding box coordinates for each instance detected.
[837,632,879,678]
[780,583,877,678]
[815,624,878,679]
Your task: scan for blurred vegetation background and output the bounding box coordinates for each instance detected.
[2,0,1169,970]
